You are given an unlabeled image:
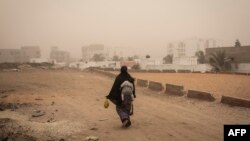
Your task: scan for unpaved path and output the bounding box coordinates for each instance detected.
[0,70,249,141]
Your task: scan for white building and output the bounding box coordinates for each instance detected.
[50,47,70,63]
[82,44,108,62]
[140,58,163,70]
[69,61,120,70]
[173,57,197,65]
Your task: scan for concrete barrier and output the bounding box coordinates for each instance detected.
[165,84,184,96]
[148,81,164,91]
[221,96,250,108]
[187,90,215,101]
[137,79,148,87]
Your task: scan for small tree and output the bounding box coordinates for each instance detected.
[127,57,134,61]
[91,54,105,62]
[119,57,124,61]
[112,55,119,61]
[195,51,205,64]
[131,64,141,70]
[209,50,231,72]
[163,54,173,64]
[235,39,241,47]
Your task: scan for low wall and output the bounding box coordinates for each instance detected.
[136,79,148,87]
[177,70,191,73]
[144,64,210,73]
[165,84,184,96]
[148,81,164,91]
[187,90,215,101]
[221,96,250,108]
[147,70,162,73]
[162,69,176,73]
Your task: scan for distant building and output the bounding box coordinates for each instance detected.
[0,46,41,63]
[50,47,70,63]
[120,61,137,69]
[205,46,250,73]
[167,38,217,57]
[0,49,21,63]
[69,61,120,70]
[177,42,186,57]
[140,58,163,70]
[167,38,217,65]
[82,44,105,62]
[173,56,198,65]
[20,46,41,62]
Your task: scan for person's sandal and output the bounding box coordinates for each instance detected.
[122,119,131,128]
[122,119,128,127]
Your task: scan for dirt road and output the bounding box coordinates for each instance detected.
[0,70,249,141]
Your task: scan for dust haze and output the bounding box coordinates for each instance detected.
[0,0,250,59]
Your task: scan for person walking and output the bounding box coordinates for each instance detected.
[106,66,136,128]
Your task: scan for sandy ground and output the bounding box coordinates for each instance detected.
[0,69,250,141]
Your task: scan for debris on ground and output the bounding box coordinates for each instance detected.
[85,136,99,141]
[51,101,55,105]
[0,103,17,111]
[90,127,98,131]
[0,118,37,141]
[0,89,15,94]
[98,119,108,121]
[1,95,8,99]
[47,117,56,123]
[32,110,46,117]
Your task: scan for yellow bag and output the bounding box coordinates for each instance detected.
[104,99,109,108]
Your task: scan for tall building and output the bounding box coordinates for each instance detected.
[167,43,174,55]
[205,39,216,49]
[0,46,41,63]
[0,49,21,63]
[20,46,41,62]
[167,38,217,58]
[50,47,70,63]
[177,42,186,57]
[82,44,105,62]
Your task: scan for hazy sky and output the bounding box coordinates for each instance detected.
[0,0,250,58]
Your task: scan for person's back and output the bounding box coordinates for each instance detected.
[106,66,136,128]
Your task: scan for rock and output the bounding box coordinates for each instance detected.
[90,127,98,131]
[32,110,45,117]
[1,95,8,99]
[85,136,99,141]
[47,118,56,123]
[51,101,55,105]
[98,119,108,121]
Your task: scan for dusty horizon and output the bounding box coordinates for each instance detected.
[0,0,250,59]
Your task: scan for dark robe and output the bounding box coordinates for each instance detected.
[106,72,135,106]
